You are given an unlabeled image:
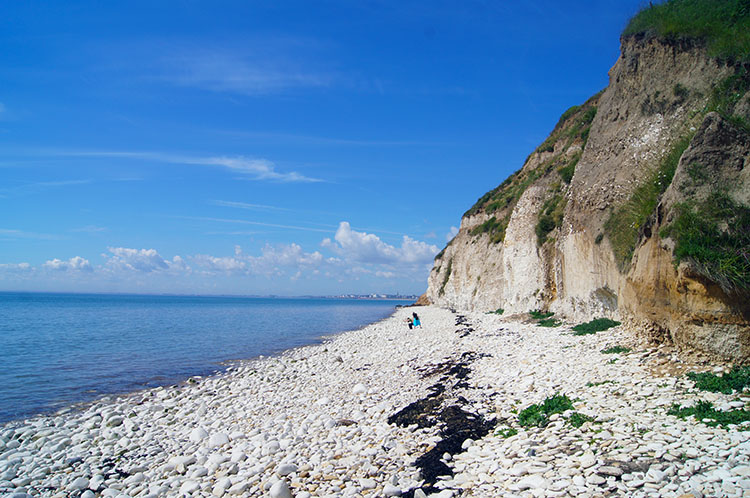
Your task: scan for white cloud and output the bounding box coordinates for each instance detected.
[321,222,438,266]
[104,247,171,273]
[193,254,248,273]
[43,256,93,272]
[446,226,459,241]
[255,243,323,268]
[192,243,324,277]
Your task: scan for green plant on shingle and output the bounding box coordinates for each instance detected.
[601,345,631,354]
[586,380,616,387]
[567,412,595,428]
[518,394,574,428]
[495,427,518,438]
[668,400,750,428]
[572,318,621,335]
[529,310,554,320]
[538,318,562,327]
[685,366,750,394]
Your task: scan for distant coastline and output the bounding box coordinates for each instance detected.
[0,290,419,301]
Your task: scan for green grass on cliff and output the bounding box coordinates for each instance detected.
[461,96,599,249]
[438,258,453,296]
[535,191,567,246]
[469,215,509,244]
[604,133,693,271]
[624,0,750,62]
[705,67,750,133]
[661,191,750,293]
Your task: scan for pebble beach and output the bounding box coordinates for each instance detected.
[1,306,749,498]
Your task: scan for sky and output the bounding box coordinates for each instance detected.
[0,0,646,296]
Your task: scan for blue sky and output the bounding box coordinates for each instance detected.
[0,1,644,296]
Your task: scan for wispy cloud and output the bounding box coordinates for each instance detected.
[176,216,335,233]
[178,214,409,238]
[210,200,292,212]
[0,228,61,240]
[204,230,266,236]
[71,225,108,233]
[217,130,444,147]
[0,179,92,198]
[58,150,321,183]
[161,49,334,95]
[198,156,321,182]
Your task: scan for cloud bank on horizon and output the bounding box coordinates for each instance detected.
[1,223,440,295]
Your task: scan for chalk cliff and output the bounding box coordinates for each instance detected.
[426,33,750,362]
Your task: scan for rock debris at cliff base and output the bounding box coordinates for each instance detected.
[1,306,749,498]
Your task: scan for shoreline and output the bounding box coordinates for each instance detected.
[1,306,748,497]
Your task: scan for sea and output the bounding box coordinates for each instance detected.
[0,292,407,424]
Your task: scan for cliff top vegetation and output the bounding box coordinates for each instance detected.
[623,0,750,62]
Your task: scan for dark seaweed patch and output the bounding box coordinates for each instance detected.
[390,315,496,495]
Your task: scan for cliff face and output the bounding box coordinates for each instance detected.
[426,35,750,362]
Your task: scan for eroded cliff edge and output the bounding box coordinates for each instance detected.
[425,34,750,362]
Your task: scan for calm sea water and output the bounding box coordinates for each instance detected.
[0,292,406,424]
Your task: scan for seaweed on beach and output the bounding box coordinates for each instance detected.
[387,384,445,429]
[389,316,497,495]
[412,405,497,488]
